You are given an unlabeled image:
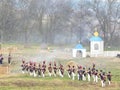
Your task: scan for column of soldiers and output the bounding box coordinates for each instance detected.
[21,61,112,87]
[67,63,112,87]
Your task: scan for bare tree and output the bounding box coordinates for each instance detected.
[89,0,120,47]
[0,0,119,47]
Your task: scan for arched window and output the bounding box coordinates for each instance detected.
[76,50,82,57]
[94,43,99,50]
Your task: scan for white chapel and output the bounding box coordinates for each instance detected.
[90,31,104,57]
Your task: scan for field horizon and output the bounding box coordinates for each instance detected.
[0,45,120,90]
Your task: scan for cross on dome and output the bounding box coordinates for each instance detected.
[94,31,99,37]
[94,28,99,37]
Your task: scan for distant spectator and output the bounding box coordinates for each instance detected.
[8,53,12,64]
[0,54,4,64]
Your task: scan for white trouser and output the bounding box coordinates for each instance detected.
[30,72,33,76]
[49,72,52,77]
[68,72,71,78]
[22,70,25,74]
[101,80,106,87]
[87,74,90,82]
[92,75,95,82]
[78,74,79,80]
[108,80,111,85]
[82,74,86,81]
[59,70,63,77]
[59,70,62,77]
[38,75,41,77]
[95,75,98,82]
[33,71,37,77]
[101,80,104,87]
[72,72,75,80]
[103,82,105,87]
[54,72,56,77]
[42,71,45,77]
[61,72,63,77]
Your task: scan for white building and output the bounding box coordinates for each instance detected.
[90,32,104,57]
[72,44,86,58]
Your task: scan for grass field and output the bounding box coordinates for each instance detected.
[0,73,120,90]
[0,45,120,90]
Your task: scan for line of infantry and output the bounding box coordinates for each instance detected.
[21,60,112,87]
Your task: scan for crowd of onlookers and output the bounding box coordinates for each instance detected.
[21,60,112,87]
[0,53,12,65]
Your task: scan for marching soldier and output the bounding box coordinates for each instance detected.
[42,61,46,77]
[87,68,92,82]
[92,63,96,82]
[53,62,57,77]
[48,62,52,77]
[77,66,80,80]
[82,67,86,81]
[95,69,99,82]
[107,71,112,85]
[23,60,29,74]
[99,70,104,87]
[33,62,37,77]
[67,65,72,78]
[29,61,34,76]
[38,63,42,77]
[21,60,26,74]
[72,66,76,80]
[25,62,29,73]
[78,66,83,80]
[102,72,107,87]
[59,64,64,78]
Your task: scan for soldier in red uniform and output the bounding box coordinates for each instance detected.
[94,69,99,82]
[48,62,52,77]
[24,62,29,73]
[77,65,83,80]
[42,61,46,77]
[82,67,86,81]
[59,64,64,78]
[107,71,112,85]
[33,62,37,77]
[87,68,92,82]
[25,62,29,73]
[67,65,72,78]
[91,63,96,82]
[99,70,104,87]
[29,61,34,76]
[72,66,76,80]
[95,70,99,83]
[77,66,80,80]
[38,63,41,77]
[21,60,26,74]
[53,62,57,77]
[102,72,106,87]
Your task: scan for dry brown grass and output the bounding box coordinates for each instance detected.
[0,66,9,74]
[0,45,120,90]
[0,75,119,90]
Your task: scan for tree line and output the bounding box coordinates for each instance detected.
[0,0,120,47]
